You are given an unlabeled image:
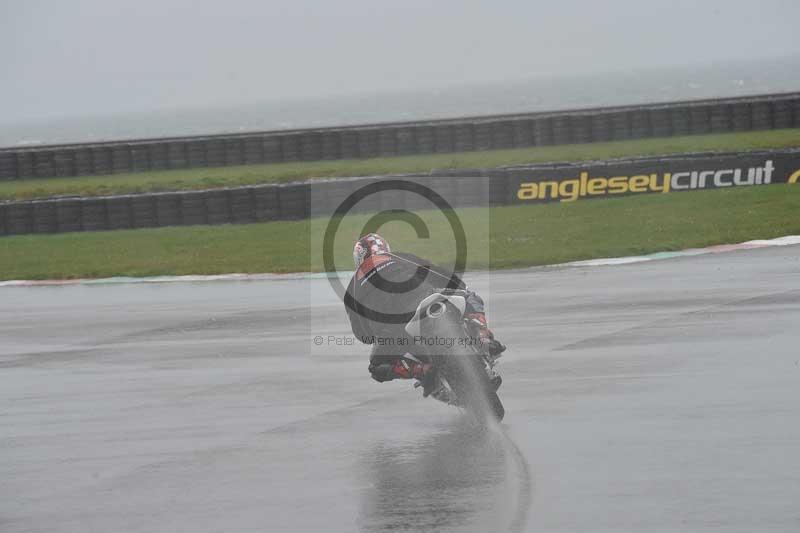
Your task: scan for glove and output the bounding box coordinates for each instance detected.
[466,312,506,357]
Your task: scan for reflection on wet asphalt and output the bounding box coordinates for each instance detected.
[2,245,799,532]
[360,419,508,533]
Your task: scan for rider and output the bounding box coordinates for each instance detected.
[344,233,505,390]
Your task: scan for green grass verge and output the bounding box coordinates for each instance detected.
[1,185,798,281]
[2,129,800,202]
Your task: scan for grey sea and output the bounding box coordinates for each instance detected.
[3,56,800,147]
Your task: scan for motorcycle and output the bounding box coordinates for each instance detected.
[403,289,505,421]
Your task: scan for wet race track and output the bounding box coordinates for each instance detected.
[2,245,800,532]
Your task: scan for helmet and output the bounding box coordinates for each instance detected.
[353,233,391,269]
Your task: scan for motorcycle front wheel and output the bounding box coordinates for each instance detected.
[442,347,505,422]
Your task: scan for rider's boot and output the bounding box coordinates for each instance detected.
[466,312,506,358]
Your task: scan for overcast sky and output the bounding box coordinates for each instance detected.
[2,0,799,124]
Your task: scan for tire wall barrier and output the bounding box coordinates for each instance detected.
[2,149,798,237]
[2,92,800,181]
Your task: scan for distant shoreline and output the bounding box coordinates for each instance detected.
[4,57,800,147]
